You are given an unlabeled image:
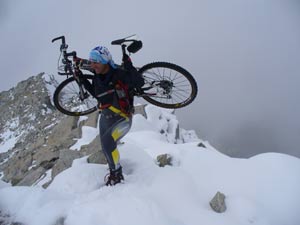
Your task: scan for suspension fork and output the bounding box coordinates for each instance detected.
[72,72,86,100]
[74,70,96,100]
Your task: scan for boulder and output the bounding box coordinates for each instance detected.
[2,150,33,185]
[80,134,106,164]
[79,134,101,155]
[54,217,66,225]
[83,111,99,128]
[40,157,59,170]
[17,167,47,186]
[198,142,206,148]
[46,116,79,149]
[51,149,82,179]
[33,149,59,167]
[0,152,9,164]
[134,105,147,118]
[157,154,172,167]
[210,191,227,213]
[87,151,107,164]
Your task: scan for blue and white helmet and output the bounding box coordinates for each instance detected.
[89,46,116,69]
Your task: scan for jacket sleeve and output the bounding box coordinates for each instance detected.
[93,75,114,105]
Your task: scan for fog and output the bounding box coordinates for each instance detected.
[0,0,299,158]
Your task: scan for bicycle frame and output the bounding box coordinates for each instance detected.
[52,35,197,117]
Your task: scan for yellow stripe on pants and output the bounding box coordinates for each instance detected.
[112,128,122,141]
[111,148,120,165]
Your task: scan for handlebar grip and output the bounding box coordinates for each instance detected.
[52,36,65,45]
[111,38,125,45]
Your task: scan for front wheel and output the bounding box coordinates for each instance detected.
[138,62,198,109]
[53,75,98,116]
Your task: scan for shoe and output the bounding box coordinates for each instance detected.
[104,167,124,186]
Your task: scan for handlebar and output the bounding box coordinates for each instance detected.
[52,36,65,45]
[52,35,78,75]
[52,35,76,58]
[52,35,143,76]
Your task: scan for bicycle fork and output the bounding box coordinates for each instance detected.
[74,74,95,101]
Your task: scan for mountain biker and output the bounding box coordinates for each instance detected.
[89,46,144,186]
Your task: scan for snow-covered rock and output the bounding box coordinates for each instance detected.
[0,74,299,225]
[0,74,200,187]
[0,125,299,225]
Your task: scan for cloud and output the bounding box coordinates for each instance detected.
[1,0,300,158]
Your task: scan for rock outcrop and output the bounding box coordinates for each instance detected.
[0,74,106,187]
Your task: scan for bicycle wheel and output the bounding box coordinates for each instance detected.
[53,75,98,116]
[138,62,198,109]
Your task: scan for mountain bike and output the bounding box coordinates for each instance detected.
[51,35,198,116]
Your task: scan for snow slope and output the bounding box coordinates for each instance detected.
[0,106,299,225]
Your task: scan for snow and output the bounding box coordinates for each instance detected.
[44,122,56,130]
[77,116,89,127]
[0,180,9,188]
[180,128,200,143]
[27,161,37,171]
[41,108,52,116]
[0,130,18,154]
[69,126,98,151]
[70,124,98,151]
[27,112,36,121]
[0,106,300,225]
[0,117,24,153]
[8,91,14,101]
[34,169,53,187]
[7,117,20,130]
[70,115,98,151]
[42,74,59,106]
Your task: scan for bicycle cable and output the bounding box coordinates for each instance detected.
[57,51,63,71]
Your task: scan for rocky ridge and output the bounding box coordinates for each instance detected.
[0,73,198,188]
[0,74,106,187]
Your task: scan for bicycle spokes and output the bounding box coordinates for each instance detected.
[143,68,193,103]
[139,62,197,109]
[54,75,98,116]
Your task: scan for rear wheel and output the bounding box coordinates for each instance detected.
[138,62,198,108]
[53,75,98,116]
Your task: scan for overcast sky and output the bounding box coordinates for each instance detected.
[1,0,300,158]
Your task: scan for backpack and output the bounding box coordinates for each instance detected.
[123,55,145,90]
[112,58,144,116]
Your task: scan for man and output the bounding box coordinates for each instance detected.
[89,46,143,186]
